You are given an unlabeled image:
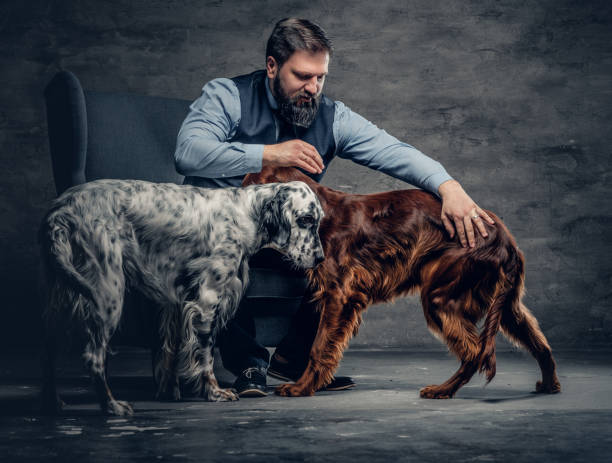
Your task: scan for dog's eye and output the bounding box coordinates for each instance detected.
[297,215,316,228]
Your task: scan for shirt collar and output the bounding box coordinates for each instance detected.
[265,76,279,110]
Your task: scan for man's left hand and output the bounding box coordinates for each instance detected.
[438,180,495,248]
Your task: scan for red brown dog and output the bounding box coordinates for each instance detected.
[244,167,561,399]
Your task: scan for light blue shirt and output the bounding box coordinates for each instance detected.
[174,76,453,193]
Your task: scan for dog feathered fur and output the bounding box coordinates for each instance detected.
[39,179,324,415]
[244,167,561,399]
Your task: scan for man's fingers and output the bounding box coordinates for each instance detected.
[441,215,455,238]
[296,157,319,174]
[298,150,322,173]
[472,208,492,239]
[454,218,467,247]
[473,216,489,239]
[480,209,495,225]
[463,216,476,248]
[300,142,324,171]
[304,151,324,172]
[264,140,324,173]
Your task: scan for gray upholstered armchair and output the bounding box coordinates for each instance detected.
[43,70,305,349]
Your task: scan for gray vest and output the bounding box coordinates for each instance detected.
[185,70,336,188]
[231,70,336,183]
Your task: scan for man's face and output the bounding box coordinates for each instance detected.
[267,50,329,127]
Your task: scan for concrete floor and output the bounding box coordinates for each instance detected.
[0,348,611,462]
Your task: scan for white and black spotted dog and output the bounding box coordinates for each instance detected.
[39,179,324,415]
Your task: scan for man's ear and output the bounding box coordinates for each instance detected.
[266,56,279,80]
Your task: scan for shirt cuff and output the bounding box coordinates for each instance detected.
[241,143,264,173]
[424,172,454,197]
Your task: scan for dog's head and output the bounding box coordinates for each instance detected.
[259,181,325,269]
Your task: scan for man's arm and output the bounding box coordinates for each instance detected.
[174,78,263,179]
[333,101,493,247]
[175,78,323,179]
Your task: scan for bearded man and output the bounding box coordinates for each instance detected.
[174,18,493,397]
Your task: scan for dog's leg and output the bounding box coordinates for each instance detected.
[41,328,65,415]
[82,284,133,416]
[419,294,482,399]
[199,331,238,402]
[84,334,133,416]
[177,299,238,402]
[155,352,181,401]
[276,294,361,397]
[40,280,68,415]
[155,305,182,401]
[419,360,479,399]
[500,302,560,393]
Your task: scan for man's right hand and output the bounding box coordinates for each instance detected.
[262,140,324,174]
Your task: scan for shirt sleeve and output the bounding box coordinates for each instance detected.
[332,101,453,194]
[174,78,263,178]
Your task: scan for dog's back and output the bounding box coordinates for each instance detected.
[244,166,559,399]
[40,177,327,414]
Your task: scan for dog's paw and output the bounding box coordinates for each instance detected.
[275,383,313,397]
[105,399,134,416]
[419,385,453,399]
[535,379,561,394]
[205,387,239,402]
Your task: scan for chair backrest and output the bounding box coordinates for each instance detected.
[43,72,305,348]
[44,71,187,194]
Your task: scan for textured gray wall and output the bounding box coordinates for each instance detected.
[1,0,611,350]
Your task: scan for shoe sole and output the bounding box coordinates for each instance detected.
[268,369,356,392]
[238,388,268,397]
[322,383,356,392]
[267,368,294,382]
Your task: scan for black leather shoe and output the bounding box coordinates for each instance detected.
[323,376,356,391]
[233,367,268,397]
[268,355,356,391]
[267,355,303,382]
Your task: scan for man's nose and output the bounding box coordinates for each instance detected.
[305,77,318,95]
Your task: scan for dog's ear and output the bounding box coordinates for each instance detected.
[261,185,291,246]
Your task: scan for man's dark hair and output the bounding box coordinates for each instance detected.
[266,18,333,67]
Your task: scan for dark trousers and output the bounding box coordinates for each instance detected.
[216,250,320,376]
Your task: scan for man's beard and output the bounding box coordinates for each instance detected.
[273,75,321,128]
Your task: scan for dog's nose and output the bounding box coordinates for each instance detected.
[314,253,325,266]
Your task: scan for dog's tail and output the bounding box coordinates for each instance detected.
[39,211,101,316]
[476,235,525,383]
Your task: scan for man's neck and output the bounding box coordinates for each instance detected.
[265,77,279,110]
